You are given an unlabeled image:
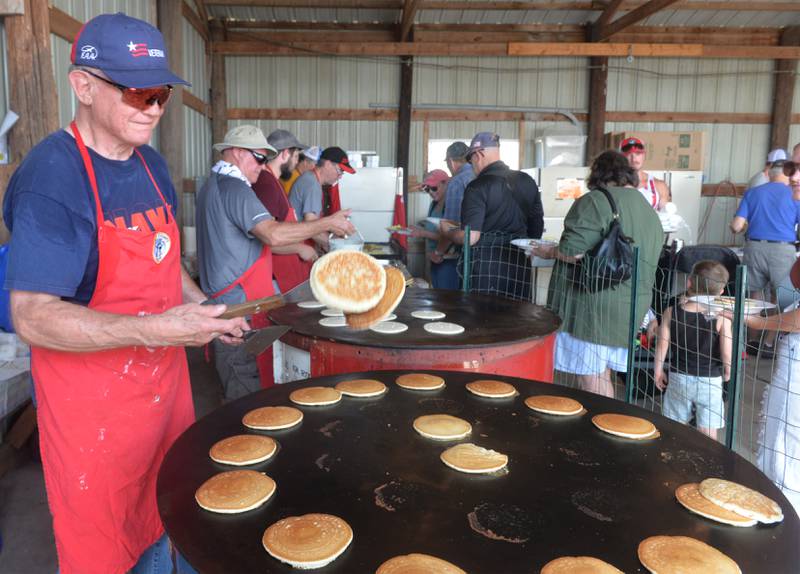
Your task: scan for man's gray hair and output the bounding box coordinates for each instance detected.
[768,162,786,180]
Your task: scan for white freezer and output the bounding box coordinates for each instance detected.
[337,167,403,243]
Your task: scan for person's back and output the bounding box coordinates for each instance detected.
[462,160,527,237]
[738,181,800,242]
[505,169,544,239]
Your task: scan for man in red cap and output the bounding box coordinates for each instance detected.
[620,137,671,210]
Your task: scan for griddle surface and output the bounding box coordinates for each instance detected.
[268,288,561,349]
[157,371,799,573]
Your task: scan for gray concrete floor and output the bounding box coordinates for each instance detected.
[0,347,222,574]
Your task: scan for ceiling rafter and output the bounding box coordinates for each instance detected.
[595,0,681,41]
[399,0,421,42]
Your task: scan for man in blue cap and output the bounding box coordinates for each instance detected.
[445,132,543,300]
[3,12,246,574]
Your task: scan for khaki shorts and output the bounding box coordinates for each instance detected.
[743,240,797,292]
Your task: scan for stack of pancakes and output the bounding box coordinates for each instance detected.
[675,479,782,526]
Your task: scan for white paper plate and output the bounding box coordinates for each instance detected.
[387,227,414,236]
[687,295,776,315]
[426,217,442,226]
[510,238,558,254]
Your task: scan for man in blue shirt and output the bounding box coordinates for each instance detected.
[731,160,800,356]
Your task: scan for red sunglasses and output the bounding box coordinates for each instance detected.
[84,70,173,111]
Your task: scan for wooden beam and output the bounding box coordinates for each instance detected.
[182,90,212,118]
[207,0,401,7]
[596,0,682,41]
[48,5,81,42]
[769,27,800,152]
[158,0,186,225]
[397,56,413,229]
[399,0,420,42]
[229,108,399,120]
[591,0,624,42]
[226,20,396,31]
[194,0,210,23]
[226,30,397,43]
[214,40,507,55]
[701,183,746,198]
[509,42,800,59]
[183,1,209,43]
[210,19,229,155]
[183,178,197,193]
[587,57,608,163]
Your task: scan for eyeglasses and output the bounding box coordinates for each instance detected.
[783,161,799,177]
[83,70,173,111]
[467,150,483,164]
[249,150,269,165]
[421,185,438,193]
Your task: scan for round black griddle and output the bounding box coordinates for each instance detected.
[269,288,561,349]
[157,371,800,574]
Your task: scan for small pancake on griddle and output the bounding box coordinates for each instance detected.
[440,443,508,474]
[465,379,517,398]
[376,553,466,574]
[195,470,276,514]
[638,535,741,574]
[242,406,303,430]
[395,373,445,390]
[675,483,757,527]
[262,513,353,569]
[345,267,405,330]
[289,386,342,406]
[592,413,658,439]
[413,414,472,440]
[525,395,584,416]
[310,250,386,313]
[541,556,624,574]
[335,379,387,397]
[209,434,277,466]
[698,478,783,524]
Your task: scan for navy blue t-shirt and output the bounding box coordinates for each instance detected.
[3,129,177,305]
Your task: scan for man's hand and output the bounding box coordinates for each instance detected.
[410,225,435,240]
[654,369,668,391]
[325,209,356,237]
[429,251,444,264]
[531,243,556,259]
[153,303,250,347]
[297,243,319,262]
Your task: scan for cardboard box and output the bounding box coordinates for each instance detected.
[605,131,705,171]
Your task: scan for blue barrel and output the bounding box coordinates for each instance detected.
[0,244,14,332]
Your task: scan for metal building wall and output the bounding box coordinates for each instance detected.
[182,17,211,180]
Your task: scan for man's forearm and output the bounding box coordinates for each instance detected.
[254,219,328,247]
[181,266,207,304]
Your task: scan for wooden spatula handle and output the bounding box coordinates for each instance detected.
[218,295,285,319]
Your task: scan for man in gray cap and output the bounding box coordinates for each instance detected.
[446,132,543,300]
[197,125,354,400]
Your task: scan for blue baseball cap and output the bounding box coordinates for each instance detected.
[466,132,500,159]
[71,12,189,89]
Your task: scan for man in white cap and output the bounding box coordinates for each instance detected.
[3,12,249,573]
[196,125,354,399]
[748,148,787,190]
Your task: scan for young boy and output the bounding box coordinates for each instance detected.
[654,260,732,440]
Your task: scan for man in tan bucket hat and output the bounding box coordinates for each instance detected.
[197,124,354,400]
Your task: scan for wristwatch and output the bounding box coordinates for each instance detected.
[434,249,443,256]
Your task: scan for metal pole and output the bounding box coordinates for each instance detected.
[725,264,747,450]
[625,246,641,404]
[462,225,471,293]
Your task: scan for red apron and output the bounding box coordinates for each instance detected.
[31,122,195,574]
[263,170,312,292]
[209,244,276,387]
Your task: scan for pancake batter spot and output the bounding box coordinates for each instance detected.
[418,398,463,415]
[316,454,330,472]
[558,443,602,467]
[660,449,724,477]
[374,480,422,512]
[467,503,537,544]
[319,420,343,438]
[570,489,616,522]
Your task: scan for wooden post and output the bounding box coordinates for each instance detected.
[587,56,608,164]
[769,27,800,152]
[518,118,526,168]
[210,19,228,158]
[157,0,185,229]
[421,118,429,174]
[396,56,413,225]
[2,0,59,241]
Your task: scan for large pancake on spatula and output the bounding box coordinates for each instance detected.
[541,556,623,574]
[376,553,466,574]
[638,535,741,574]
[675,483,756,527]
[310,251,386,313]
[345,267,405,329]
[698,478,783,524]
[195,470,276,514]
[262,513,353,569]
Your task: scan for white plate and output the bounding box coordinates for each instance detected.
[510,238,558,254]
[426,217,442,226]
[687,295,776,315]
[387,227,414,236]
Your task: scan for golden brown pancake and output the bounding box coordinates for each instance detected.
[395,373,445,390]
[440,443,508,474]
[465,380,517,398]
[289,386,342,406]
[310,251,386,313]
[242,406,304,430]
[525,395,584,416]
[376,553,466,574]
[698,478,783,524]
[592,413,658,439]
[413,414,472,440]
[262,513,353,569]
[675,483,757,527]
[541,556,624,574]
[195,470,276,514]
[335,379,387,397]
[209,435,277,466]
[345,267,405,329]
[638,535,741,574]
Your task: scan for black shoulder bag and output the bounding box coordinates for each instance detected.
[580,187,634,293]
